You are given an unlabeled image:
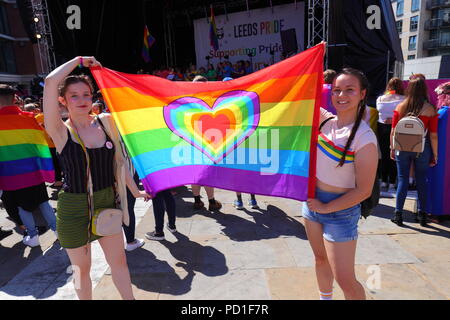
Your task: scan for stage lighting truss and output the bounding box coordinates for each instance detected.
[31,0,56,74]
[307,0,329,48]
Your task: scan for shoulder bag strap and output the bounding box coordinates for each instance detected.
[319,117,335,132]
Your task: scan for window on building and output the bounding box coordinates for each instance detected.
[396,20,403,34]
[411,0,420,12]
[410,16,419,32]
[409,35,417,50]
[396,0,404,16]
[0,41,17,73]
[407,55,416,60]
[0,4,10,35]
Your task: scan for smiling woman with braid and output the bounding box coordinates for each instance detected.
[302,68,378,300]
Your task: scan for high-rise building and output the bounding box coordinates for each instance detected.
[392,0,450,60]
[0,0,41,92]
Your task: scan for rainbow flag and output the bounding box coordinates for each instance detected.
[427,106,450,215]
[209,6,219,51]
[142,26,155,63]
[0,107,54,191]
[91,43,324,201]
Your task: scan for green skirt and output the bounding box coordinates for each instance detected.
[56,187,115,249]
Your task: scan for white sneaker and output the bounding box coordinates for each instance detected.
[23,235,40,247]
[125,238,145,252]
[166,223,177,233]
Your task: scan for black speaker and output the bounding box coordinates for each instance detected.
[280,28,298,55]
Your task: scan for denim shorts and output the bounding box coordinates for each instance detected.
[302,189,361,242]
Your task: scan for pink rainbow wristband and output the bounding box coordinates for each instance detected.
[78,57,83,68]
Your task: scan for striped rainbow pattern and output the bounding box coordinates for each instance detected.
[91,43,324,201]
[318,133,355,164]
[0,110,54,191]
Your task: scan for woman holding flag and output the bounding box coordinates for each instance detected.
[303,68,378,300]
[43,56,151,300]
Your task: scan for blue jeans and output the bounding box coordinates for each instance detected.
[302,189,361,242]
[395,141,431,213]
[18,201,56,237]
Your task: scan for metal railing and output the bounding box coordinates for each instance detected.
[423,38,450,49]
[424,18,450,30]
[426,0,450,10]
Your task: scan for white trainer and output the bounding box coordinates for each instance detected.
[125,238,145,252]
[23,235,40,247]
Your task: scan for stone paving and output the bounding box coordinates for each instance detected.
[0,185,449,300]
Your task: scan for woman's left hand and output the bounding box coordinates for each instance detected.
[136,190,152,202]
[307,198,331,214]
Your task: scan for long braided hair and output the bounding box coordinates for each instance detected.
[334,68,369,167]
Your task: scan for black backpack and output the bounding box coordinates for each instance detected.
[319,117,379,219]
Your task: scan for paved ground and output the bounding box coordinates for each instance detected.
[0,185,449,300]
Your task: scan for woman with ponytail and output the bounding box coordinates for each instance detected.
[376,78,405,195]
[390,77,438,227]
[303,68,378,300]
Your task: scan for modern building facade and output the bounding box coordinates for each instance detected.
[0,0,41,91]
[392,0,450,60]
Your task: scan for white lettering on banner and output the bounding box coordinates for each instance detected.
[366,5,381,30]
[194,4,304,71]
[66,5,81,30]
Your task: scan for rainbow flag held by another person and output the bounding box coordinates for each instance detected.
[91,43,325,201]
[0,106,54,191]
[427,106,450,215]
[142,26,155,63]
[209,6,219,51]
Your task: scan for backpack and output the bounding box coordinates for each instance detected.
[319,117,379,219]
[393,115,427,153]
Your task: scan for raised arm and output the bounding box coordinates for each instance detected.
[43,56,101,149]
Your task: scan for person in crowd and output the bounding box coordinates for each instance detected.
[303,68,378,300]
[0,84,57,248]
[206,63,217,81]
[223,61,233,78]
[233,61,245,78]
[244,60,253,75]
[190,75,222,211]
[43,56,151,300]
[35,108,64,189]
[24,103,40,114]
[174,67,185,81]
[390,76,438,227]
[91,101,104,115]
[322,69,337,114]
[198,67,207,79]
[435,81,450,109]
[145,189,177,241]
[216,62,224,80]
[376,77,405,196]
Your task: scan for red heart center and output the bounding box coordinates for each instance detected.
[194,113,231,149]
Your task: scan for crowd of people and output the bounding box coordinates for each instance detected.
[139,59,258,82]
[0,54,449,301]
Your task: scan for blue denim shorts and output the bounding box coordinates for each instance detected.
[302,189,361,242]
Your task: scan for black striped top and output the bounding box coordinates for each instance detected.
[58,125,115,194]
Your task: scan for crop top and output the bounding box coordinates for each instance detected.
[316,112,378,189]
[392,110,438,133]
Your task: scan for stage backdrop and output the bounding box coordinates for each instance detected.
[193,3,305,71]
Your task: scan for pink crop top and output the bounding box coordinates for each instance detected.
[316,109,378,188]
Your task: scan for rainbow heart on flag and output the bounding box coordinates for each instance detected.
[163,90,260,163]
